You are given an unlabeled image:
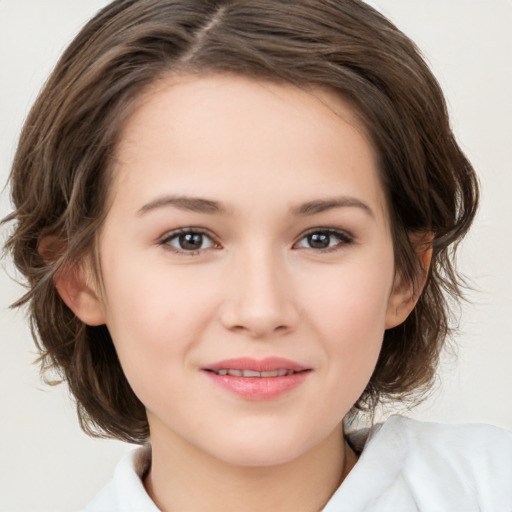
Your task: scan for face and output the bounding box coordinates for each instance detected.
[73,74,413,467]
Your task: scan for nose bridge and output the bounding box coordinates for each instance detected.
[220,241,299,337]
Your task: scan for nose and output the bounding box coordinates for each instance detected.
[219,248,300,339]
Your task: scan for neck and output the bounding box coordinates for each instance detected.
[144,423,357,512]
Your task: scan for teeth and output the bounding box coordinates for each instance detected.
[261,370,288,377]
[242,370,261,377]
[214,369,295,377]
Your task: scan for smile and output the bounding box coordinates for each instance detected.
[208,369,299,377]
[202,357,311,400]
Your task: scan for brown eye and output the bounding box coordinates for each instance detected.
[162,229,216,253]
[296,229,353,250]
[308,233,331,249]
[179,233,204,250]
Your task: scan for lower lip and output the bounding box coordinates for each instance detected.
[203,371,310,400]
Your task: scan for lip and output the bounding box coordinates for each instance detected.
[202,357,311,401]
[204,357,309,373]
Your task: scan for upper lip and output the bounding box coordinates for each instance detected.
[203,357,310,373]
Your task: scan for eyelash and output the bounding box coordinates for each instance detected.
[296,228,354,252]
[159,227,354,255]
[160,228,219,255]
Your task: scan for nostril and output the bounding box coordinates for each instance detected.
[218,291,300,338]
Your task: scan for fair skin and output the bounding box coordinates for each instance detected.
[57,74,421,511]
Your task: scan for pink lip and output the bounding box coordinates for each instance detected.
[202,357,311,401]
[204,357,309,373]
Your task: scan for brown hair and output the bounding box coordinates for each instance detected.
[3,0,478,443]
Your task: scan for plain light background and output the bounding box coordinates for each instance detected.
[1,1,511,511]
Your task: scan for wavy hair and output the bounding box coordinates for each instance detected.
[3,0,478,443]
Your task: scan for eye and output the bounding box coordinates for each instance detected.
[295,229,353,251]
[161,228,217,254]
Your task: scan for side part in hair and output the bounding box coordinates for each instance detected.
[3,0,478,442]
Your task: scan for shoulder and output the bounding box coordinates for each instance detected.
[330,416,512,512]
[368,416,512,492]
[380,414,512,469]
[389,416,512,509]
[80,445,159,512]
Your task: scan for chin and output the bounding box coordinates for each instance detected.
[201,425,328,468]
[216,443,307,468]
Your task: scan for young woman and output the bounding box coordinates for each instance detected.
[3,1,511,510]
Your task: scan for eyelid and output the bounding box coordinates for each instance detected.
[160,227,221,254]
[157,226,354,255]
[293,227,354,251]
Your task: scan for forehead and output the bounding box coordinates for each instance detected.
[116,73,371,157]
[109,73,388,222]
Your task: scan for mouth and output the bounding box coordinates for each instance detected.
[202,357,311,400]
[203,356,309,373]
[206,368,301,378]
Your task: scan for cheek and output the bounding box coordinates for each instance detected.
[304,257,393,337]
[102,244,217,327]
[99,253,220,388]
[301,257,393,388]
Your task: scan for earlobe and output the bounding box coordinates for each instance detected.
[54,263,107,326]
[39,236,106,326]
[385,277,417,329]
[385,233,433,329]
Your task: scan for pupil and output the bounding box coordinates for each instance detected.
[308,233,329,249]
[180,233,203,250]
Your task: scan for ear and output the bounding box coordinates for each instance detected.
[54,263,107,326]
[39,236,107,326]
[385,232,433,329]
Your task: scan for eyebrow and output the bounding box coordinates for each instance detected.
[137,195,230,216]
[137,194,374,218]
[292,197,374,217]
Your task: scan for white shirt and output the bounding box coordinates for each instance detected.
[81,415,512,511]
